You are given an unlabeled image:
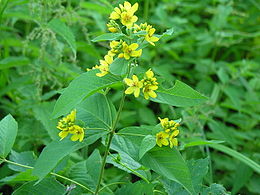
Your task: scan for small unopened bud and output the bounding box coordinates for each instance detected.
[107,20,120,33]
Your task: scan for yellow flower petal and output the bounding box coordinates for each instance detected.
[70,134,79,141]
[124,78,134,86]
[125,86,135,94]
[118,53,124,58]
[124,1,131,10]
[145,69,154,78]
[148,90,157,98]
[58,131,69,140]
[132,75,139,82]
[170,138,178,148]
[171,130,180,137]
[110,11,120,20]
[129,43,139,50]
[161,139,169,146]
[134,88,140,97]
[131,49,142,57]
[104,55,113,64]
[124,53,130,60]
[129,3,138,14]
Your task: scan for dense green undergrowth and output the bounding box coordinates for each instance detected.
[0,0,260,194]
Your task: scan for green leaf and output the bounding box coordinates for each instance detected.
[0,114,18,158]
[111,127,150,160]
[158,27,174,38]
[139,135,156,160]
[52,70,121,118]
[32,130,105,181]
[32,140,85,181]
[201,184,230,195]
[48,19,76,57]
[92,33,124,42]
[12,177,66,195]
[187,158,209,192]
[107,152,150,182]
[8,151,36,172]
[32,102,59,140]
[0,57,29,70]
[85,149,102,188]
[141,147,195,195]
[80,2,113,14]
[0,169,37,184]
[152,80,208,107]
[115,181,153,195]
[184,140,225,148]
[69,149,102,190]
[161,158,209,194]
[110,58,128,75]
[209,144,260,174]
[76,93,116,129]
[232,162,253,194]
[69,161,96,190]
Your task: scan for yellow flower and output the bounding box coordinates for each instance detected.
[120,11,138,29]
[134,23,159,46]
[158,117,169,130]
[143,86,158,99]
[169,130,179,148]
[159,117,180,132]
[57,110,76,131]
[145,27,159,46]
[142,69,158,99]
[110,7,121,20]
[58,130,70,140]
[70,125,85,142]
[156,131,169,147]
[110,1,139,28]
[57,110,85,142]
[124,75,143,97]
[96,55,113,77]
[118,42,142,60]
[119,1,138,15]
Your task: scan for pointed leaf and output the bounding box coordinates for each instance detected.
[76,93,116,129]
[110,58,128,75]
[141,147,195,195]
[92,33,124,42]
[153,80,208,107]
[139,135,156,160]
[52,70,121,118]
[48,19,76,57]
[12,177,66,195]
[33,130,106,181]
[0,114,18,158]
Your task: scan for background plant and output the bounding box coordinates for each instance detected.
[0,0,260,194]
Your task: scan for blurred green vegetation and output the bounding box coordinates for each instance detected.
[0,0,259,194]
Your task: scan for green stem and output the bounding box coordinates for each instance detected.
[94,92,126,194]
[1,158,94,194]
[98,182,126,193]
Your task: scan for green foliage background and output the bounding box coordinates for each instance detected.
[0,0,259,194]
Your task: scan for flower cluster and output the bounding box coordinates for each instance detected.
[124,69,158,99]
[109,1,138,29]
[87,1,160,77]
[57,110,85,142]
[134,23,159,46]
[156,117,180,148]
